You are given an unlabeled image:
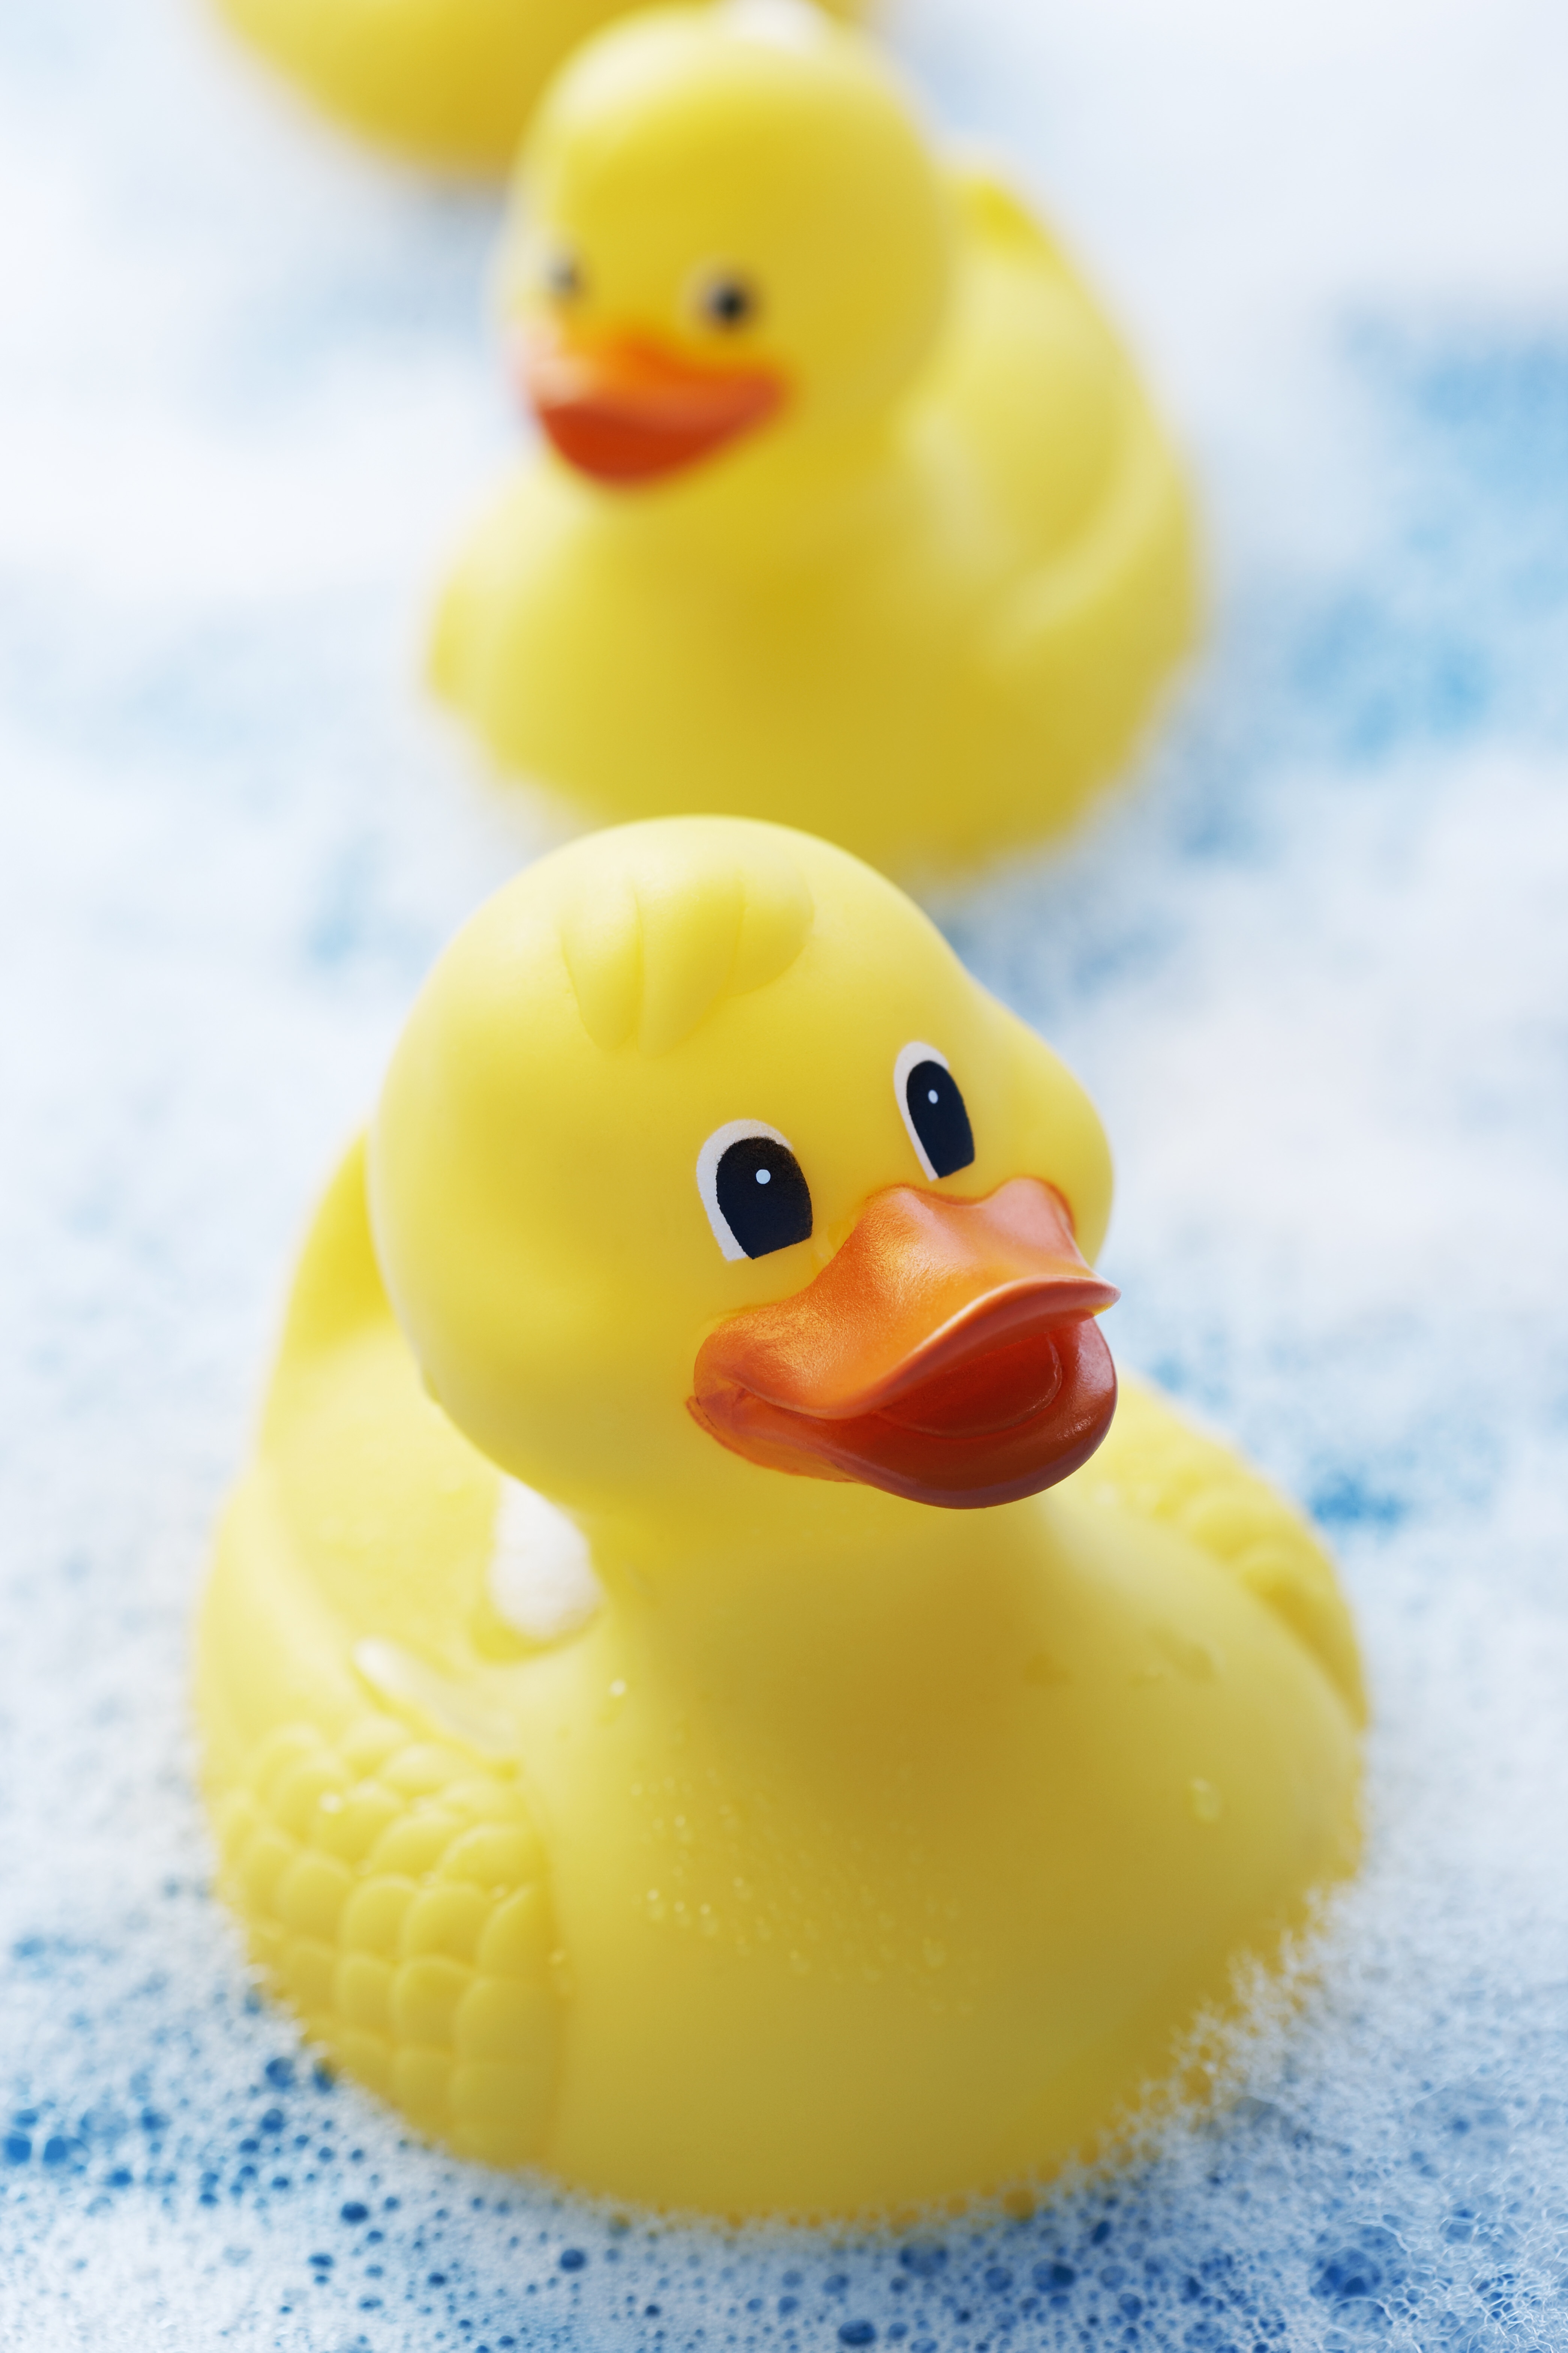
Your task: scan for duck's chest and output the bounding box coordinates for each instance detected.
[515,1501,1353,2012]
[480,462,1002,719]
[458,463,1018,860]
[501,1508,1358,2208]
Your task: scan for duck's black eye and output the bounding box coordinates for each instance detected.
[695,272,759,331]
[716,1135,812,1257]
[544,250,583,301]
[896,1045,975,1181]
[698,1121,813,1260]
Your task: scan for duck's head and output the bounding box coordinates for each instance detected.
[497,3,953,488]
[369,819,1115,1541]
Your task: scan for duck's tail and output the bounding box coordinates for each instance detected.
[981,393,1200,840]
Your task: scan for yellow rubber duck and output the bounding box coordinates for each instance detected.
[431,6,1199,874]
[198,818,1361,2217]
[216,0,860,175]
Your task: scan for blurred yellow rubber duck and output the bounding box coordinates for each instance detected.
[432,5,1199,873]
[200,818,1361,2216]
[216,0,859,174]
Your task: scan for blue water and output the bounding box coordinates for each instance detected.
[5,0,1568,2344]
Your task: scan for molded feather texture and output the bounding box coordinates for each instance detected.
[558,820,814,1055]
[211,1715,564,2167]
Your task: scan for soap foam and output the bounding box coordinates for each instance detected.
[4,0,1568,2343]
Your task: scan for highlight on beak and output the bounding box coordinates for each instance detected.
[518,323,785,486]
[689,1178,1120,1509]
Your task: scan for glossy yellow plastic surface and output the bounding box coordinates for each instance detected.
[198,819,1361,2216]
[431,8,1200,873]
[216,0,861,175]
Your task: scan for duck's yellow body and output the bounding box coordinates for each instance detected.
[215,0,859,175]
[432,10,1197,874]
[198,819,1359,2215]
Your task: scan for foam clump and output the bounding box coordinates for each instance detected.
[5,0,1568,2341]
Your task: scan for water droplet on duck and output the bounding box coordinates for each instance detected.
[1189,1777,1222,1824]
[1158,1627,1222,1682]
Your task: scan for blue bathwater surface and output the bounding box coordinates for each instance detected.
[4,0,1568,2344]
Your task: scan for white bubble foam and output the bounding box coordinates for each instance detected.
[3,0,1568,2342]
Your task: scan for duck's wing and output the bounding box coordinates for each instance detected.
[428,520,494,716]
[427,469,543,724]
[212,1713,564,2167]
[1082,1376,1367,1724]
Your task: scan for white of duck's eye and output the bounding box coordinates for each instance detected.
[692,271,760,331]
[894,1041,976,1183]
[697,1119,813,1261]
[544,250,583,301]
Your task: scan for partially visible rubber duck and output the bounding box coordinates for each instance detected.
[216,0,860,175]
[430,5,1199,874]
[199,818,1360,2216]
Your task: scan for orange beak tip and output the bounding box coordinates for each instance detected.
[689,1179,1122,1510]
[518,325,784,486]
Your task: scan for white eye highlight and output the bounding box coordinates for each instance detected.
[697,1119,814,1261]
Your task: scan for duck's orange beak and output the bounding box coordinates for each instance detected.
[517,323,785,486]
[689,1179,1119,1510]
